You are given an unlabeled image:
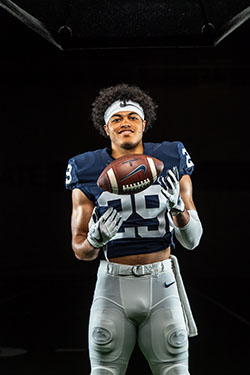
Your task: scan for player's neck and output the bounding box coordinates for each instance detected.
[111,142,144,159]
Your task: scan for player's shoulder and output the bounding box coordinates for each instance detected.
[144,141,194,178]
[65,147,111,189]
[69,148,108,169]
[144,140,185,159]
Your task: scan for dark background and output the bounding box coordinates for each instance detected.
[0,4,250,374]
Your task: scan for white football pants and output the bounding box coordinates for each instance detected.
[88,258,192,375]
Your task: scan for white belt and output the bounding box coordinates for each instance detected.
[103,258,172,277]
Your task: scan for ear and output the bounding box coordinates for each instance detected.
[142,120,146,132]
[103,124,110,137]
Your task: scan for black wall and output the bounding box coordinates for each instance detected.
[2,15,250,277]
[1,8,250,374]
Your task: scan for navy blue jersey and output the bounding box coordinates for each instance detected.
[65,141,194,259]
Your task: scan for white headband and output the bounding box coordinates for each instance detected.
[104,100,145,124]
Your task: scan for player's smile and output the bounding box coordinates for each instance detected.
[118,128,134,135]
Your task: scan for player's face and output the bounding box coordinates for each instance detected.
[104,111,146,154]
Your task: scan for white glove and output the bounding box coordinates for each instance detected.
[87,207,123,248]
[158,166,185,215]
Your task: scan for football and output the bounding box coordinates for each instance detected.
[97,154,164,195]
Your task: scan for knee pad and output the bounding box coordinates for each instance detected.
[166,324,188,355]
[91,366,117,375]
[162,364,190,375]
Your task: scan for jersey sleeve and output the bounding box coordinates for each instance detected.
[64,152,100,202]
[65,158,81,190]
[177,142,194,179]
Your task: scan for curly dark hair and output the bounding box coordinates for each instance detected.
[91,83,158,138]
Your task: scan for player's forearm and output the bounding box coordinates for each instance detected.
[172,209,203,250]
[171,208,190,228]
[72,235,100,261]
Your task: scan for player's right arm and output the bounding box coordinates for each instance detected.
[71,188,99,261]
[71,188,123,260]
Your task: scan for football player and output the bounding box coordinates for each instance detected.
[65,84,203,375]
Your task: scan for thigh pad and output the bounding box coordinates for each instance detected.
[89,305,125,362]
[141,303,189,362]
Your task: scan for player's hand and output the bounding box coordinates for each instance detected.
[87,207,123,248]
[158,166,185,215]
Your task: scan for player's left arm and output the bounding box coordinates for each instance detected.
[171,174,196,226]
[172,174,203,250]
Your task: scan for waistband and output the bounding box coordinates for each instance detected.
[99,258,172,277]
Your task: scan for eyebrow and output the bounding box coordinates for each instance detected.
[111,112,139,119]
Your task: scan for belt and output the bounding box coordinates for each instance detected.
[104,258,171,277]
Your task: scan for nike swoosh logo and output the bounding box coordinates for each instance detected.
[121,164,147,182]
[164,281,175,288]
